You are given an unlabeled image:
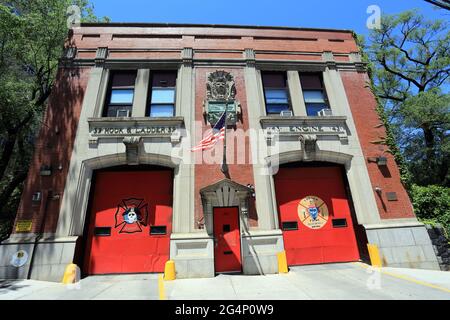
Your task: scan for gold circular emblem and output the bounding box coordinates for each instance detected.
[297,196,329,229]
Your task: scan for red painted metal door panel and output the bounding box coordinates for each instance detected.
[275,166,359,266]
[83,170,173,274]
[214,207,242,273]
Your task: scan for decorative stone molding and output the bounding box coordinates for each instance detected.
[200,179,252,235]
[170,130,182,145]
[60,46,77,67]
[88,137,98,146]
[256,58,366,73]
[64,46,77,60]
[204,70,241,125]
[322,51,336,69]
[95,47,108,67]
[260,116,349,145]
[349,52,362,63]
[349,52,366,72]
[206,70,236,101]
[300,134,317,152]
[123,136,142,165]
[244,48,256,67]
[182,47,193,66]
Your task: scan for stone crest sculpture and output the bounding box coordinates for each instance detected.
[206,70,236,101]
[204,70,240,125]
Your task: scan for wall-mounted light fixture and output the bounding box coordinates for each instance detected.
[246,184,255,198]
[376,156,387,166]
[374,186,382,195]
[368,156,388,167]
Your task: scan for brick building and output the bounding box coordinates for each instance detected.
[0,23,440,281]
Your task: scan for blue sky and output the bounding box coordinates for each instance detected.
[90,0,448,36]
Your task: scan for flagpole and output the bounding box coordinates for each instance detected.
[221,100,229,174]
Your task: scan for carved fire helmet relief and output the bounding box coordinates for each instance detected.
[204,70,241,126]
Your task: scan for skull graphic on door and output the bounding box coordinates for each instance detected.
[114,198,149,233]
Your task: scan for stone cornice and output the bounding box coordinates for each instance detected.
[65,57,366,72]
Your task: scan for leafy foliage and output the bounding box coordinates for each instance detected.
[400,89,450,185]
[411,184,450,237]
[354,33,412,188]
[366,10,450,187]
[0,0,107,237]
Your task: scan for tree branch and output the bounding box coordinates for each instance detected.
[380,56,425,90]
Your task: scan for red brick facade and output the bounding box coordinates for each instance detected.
[14,68,90,233]
[340,71,415,219]
[13,24,416,236]
[193,68,257,227]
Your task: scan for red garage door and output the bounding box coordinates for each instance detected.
[274,165,359,266]
[83,169,173,275]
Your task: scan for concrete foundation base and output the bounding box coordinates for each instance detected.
[0,234,78,282]
[364,220,440,270]
[241,229,284,275]
[169,230,284,279]
[3,221,437,282]
[170,232,215,279]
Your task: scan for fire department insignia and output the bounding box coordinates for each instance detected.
[114,198,148,233]
[297,196,329,229]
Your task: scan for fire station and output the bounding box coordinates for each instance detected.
[0,23,440,281]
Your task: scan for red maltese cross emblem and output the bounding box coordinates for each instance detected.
[114,198,148,233]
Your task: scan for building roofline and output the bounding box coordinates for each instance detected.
[78,22,355,34]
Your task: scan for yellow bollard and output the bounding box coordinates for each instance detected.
[367,244,383,267]
[61,263,80,284]
[164,260,176,281]
[277,251,288,274]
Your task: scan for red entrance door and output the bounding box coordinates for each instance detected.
[275,166,359,266]
[213,207,242,273]
[83,169,173,275]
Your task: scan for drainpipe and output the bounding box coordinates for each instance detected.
[27,189,50,279]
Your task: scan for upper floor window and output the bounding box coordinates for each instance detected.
[103,71,137,117]
[262,71,291,115]
[299,72,330,116]
[148,71,177,117]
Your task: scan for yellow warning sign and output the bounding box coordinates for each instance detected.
[15,220,33,232]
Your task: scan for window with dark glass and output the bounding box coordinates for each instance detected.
[103,71,137,117]
[299,73,330,116]
[148,71,177,117]
[262,71,291,115]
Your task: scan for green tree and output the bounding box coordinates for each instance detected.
[410,184,450,236]
[0,0,108,239]
[367,10,450,186]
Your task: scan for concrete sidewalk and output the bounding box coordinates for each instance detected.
[1,263,449,300]
[163,263,450,300]
[0,274,159,300]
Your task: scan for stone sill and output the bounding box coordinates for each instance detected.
[242,229,283,237]
[363,218,423,230]
[2,235,79,244]
[170,232,213,240]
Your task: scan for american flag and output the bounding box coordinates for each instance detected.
[191,110,226,152]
